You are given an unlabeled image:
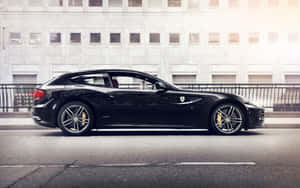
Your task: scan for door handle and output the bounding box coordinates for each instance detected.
[107,94,115,100]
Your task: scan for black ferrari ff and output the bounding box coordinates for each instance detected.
[32,69,264,136]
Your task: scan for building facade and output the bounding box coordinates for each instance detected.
[0,0,300,84]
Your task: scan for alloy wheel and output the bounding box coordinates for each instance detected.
[213,104,244,134]
[60,104,90,134]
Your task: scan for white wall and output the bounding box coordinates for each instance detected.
[0,0,299,83]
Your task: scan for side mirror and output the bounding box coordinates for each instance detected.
[155,81,168,91]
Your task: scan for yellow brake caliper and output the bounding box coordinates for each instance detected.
[217,113,222,128]
[82,112,86,126]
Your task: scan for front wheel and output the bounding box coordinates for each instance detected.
[210,103,245,135]
[57,101,94,136]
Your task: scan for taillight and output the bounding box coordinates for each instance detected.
[31,89,46,100]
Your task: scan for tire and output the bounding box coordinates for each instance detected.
[57,101,94,136]
[210,103,245,135]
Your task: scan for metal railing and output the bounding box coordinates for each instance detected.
[0,83,300,112]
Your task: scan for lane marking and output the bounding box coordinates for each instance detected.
[98,163,150,167]
[175,162,256,166]
[0,162,256,168]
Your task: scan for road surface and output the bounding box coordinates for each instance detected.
[0,128,300,188]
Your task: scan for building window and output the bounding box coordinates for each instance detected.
[212,75,236,83]
[268,0,278,7]
[9,32,21,45]
[169,33,180,44]
[48,0,63,6]
[130,33,141,43]
[208,32,220,44]
[69,0,82,6]
[288,0,298,7]
[70,33,81,43]
[89,0,102,6]
[188,0,200,9]
[248,32,259,44]
[285,75,300,83]
[110,33,121,43]
[13,75,37,84]
[189,33,200,44]
[248,75,273,83]
[168,0,181,7]
[268,32,278,43]
[90,33,101,43]
[228,33,240,44]
[109,0,122,7]
[248,0,260,8]
[288,32,299,43]
[148,0,162,8]
[149,33,160,43]
[50,33,61,44]
[172,75,196,84]
[28,0,43,6]
[209,0,219,8]
[228,0,239,8]
[29,33,41,45]
[128,0,142,7]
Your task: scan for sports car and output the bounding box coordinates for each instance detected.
[32,69,264,136]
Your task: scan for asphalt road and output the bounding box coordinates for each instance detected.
[0,128,300,188]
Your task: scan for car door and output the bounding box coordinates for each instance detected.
[152,90,204,125]
[104,74,163,125]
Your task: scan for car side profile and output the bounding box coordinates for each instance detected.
[32,69,264,136]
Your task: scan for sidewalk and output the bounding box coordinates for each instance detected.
[0,112,299,129]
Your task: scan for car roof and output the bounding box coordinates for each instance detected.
[61,69,151,77]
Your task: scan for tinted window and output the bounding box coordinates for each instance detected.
[111,75,156,90]
[71,74,110,87]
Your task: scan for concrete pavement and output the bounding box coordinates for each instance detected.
[0,129,300,187]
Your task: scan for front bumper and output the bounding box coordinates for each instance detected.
[245,104,264,129]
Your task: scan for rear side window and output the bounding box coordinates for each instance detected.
[70,73,111,87]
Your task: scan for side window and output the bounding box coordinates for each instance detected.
[111,76,156,90]
[70,74,111,87]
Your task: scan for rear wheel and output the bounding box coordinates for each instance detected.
[210,103,245,135]
[57,101,94,136]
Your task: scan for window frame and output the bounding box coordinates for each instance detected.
[90,33,101,44]
[110,33,121,43]
[50,32,62,44]
[189,33,200,45]
[188,0,200,9]
[209,0,219,8]
[228,32,240,44]
[128,0,142,7]
[89,0,103,7]
[130,33,141,43]
[70,32,81,44]
[108,0,123,7]
[149,33,160,44]
[29,32,42,45]
[169,33,180,44]
[48,0,64,7]
[9,32,22,45]
[68,0,83,7]
[208,32,220,45]
[168,0,182,7]
[248,32,260,44]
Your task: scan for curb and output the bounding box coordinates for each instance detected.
[0,112,300,129]
[0,119,299,129]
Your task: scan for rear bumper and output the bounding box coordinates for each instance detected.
[245,104,264,129]
[32,99,57,128]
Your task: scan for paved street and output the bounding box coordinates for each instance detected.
[0,128,300,188]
